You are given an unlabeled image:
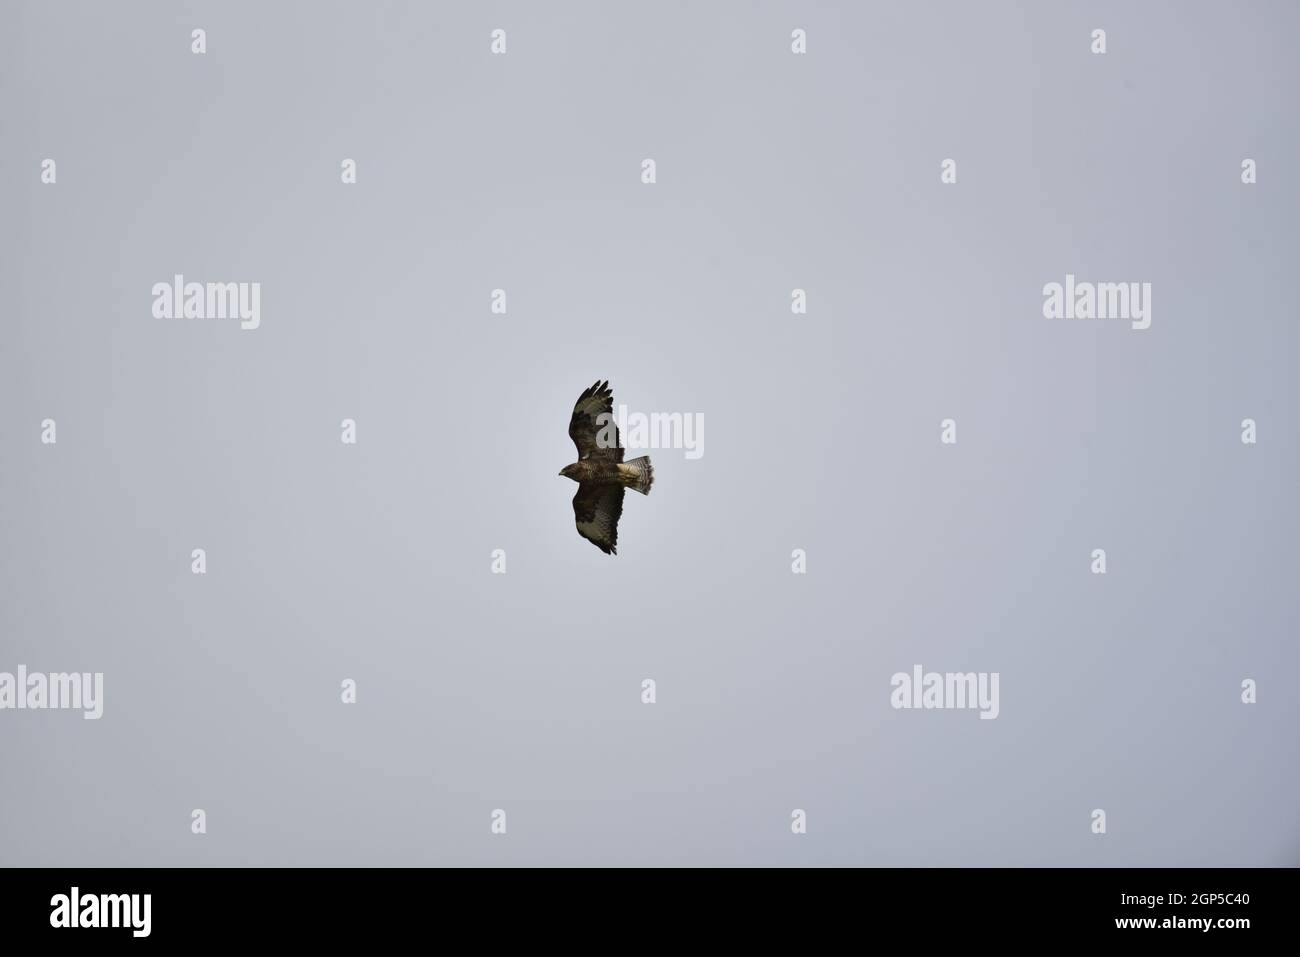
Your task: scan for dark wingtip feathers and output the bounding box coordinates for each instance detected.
[579,379,613,407]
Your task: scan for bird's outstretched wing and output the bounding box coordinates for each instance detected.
[568,379,623,463]
[572,483,625,555]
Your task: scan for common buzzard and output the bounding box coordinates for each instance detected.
[559,380,654,555]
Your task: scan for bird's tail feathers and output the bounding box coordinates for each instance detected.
[621,456,654,494]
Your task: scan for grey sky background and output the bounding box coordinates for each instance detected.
[1,1,1297,866]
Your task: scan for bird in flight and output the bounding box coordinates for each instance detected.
[559,380,654,554]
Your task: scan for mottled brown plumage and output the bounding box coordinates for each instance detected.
[559,380,654,555]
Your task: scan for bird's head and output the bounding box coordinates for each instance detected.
[559,464,579,481]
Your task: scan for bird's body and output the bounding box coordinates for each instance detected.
[559,380,654,555]
[561,458,652,488]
